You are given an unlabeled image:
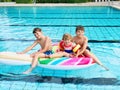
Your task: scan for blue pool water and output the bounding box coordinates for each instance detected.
[0,6,120,90]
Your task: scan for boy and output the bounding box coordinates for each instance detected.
[72,25,109,70]
[17,28,53,74]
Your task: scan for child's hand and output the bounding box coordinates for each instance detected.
[70,53,78,58]
[56,49,60,52]
[69,54,75,58]
[56,48,64,52]
[73,52,79,57]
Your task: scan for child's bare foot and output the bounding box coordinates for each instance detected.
[101,65,109,71]
[23,68,33,74]
[105,67,109,71]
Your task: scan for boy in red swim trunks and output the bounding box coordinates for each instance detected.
[17,28,53,74]
[72,25,109,70]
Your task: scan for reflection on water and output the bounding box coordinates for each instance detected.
[0,73,119,85]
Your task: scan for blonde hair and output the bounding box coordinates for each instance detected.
[62,33,72,41]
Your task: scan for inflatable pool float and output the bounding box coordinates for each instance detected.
[0,45,95,70]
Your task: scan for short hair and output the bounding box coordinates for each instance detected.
[33,28,42,34]
[76,25,84,32]
[62,33,72,41]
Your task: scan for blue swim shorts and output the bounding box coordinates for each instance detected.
[44,50,53,55]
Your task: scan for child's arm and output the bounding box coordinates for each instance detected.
[77,37,88,56]
[17,40,38,54]
[58,40,64,51]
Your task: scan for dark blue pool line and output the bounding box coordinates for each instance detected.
[3,25,120,27]
[0,39,120,43]
[1,12,120,14]
[1,17,120,19]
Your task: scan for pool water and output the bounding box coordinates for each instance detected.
[0,6,120,90]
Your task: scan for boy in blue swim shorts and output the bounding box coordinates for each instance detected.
[17,28,53,74]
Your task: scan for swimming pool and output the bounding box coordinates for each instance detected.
[0,6,120,90]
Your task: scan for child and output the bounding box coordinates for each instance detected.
[48,33,76,58]
[17,28,53,74]
[72,25,109,71]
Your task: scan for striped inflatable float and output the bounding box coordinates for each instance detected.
[38,57,94,70]
[0,44,95,70]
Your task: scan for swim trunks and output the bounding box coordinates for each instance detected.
[86,46,91,51]
[64,50,73,53]
[44,50,53,55]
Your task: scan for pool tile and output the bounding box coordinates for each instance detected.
[24,85,38,90]
[12,81,26,86]
[10,85,25,90]
[0,84,11,90]
[36,86,51,90]
[50,83,64,90]
[64,84,77,90]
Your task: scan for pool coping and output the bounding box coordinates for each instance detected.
[0,2,112,6]
[111,1,120,10]
[0,1,120,10]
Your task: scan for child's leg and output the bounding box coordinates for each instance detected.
[49,52,69,58]
[83,50,109,70]
[23,53,46,74]
[30,52,37,58]
[31,53,46,68]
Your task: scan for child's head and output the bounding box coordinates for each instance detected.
[33,28,42,39]
[62,33,72,41]
[62,33,72,44]
[76,25,84,32]
[33,28,42,33]
[75,25,84,36]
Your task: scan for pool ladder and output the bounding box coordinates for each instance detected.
[33,0,36,4]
